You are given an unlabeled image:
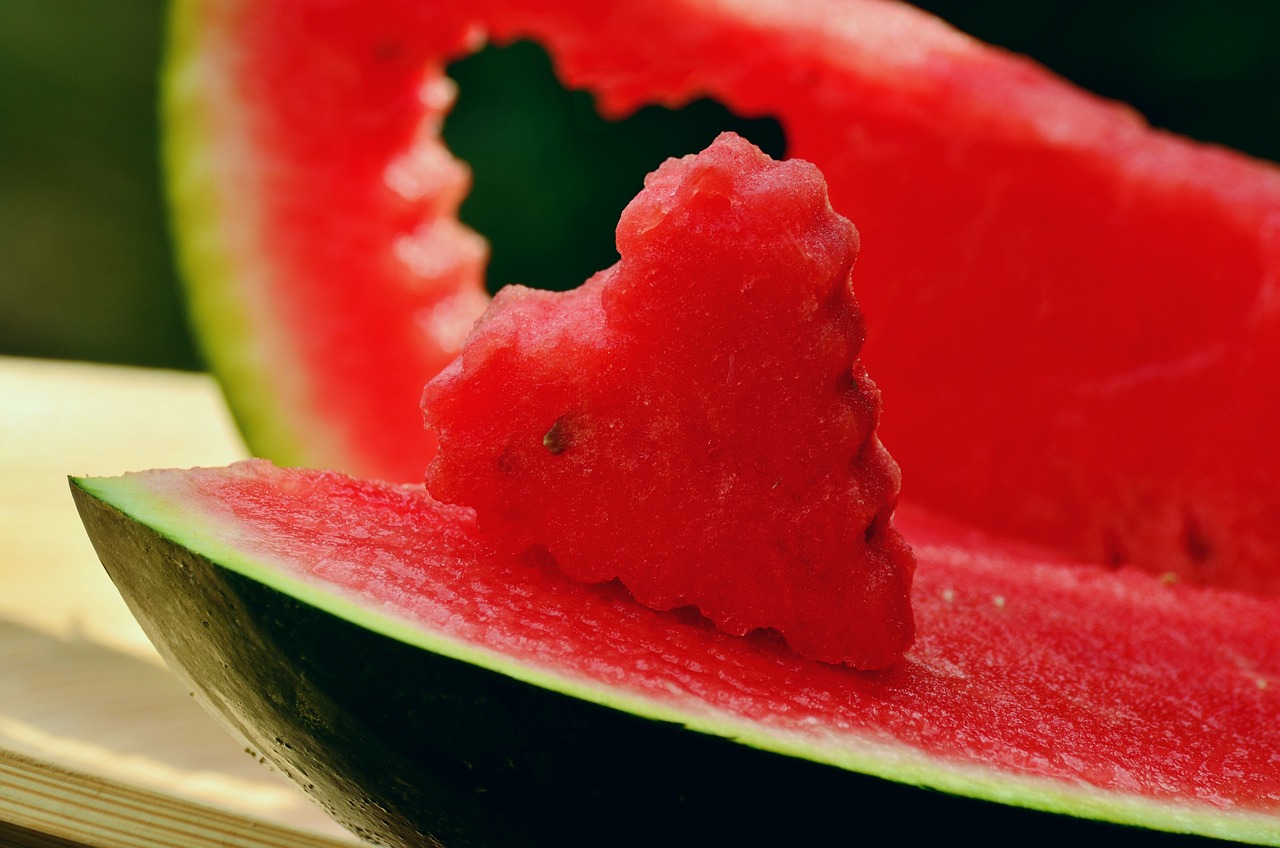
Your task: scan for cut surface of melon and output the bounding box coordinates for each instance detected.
[72,462,1280,846]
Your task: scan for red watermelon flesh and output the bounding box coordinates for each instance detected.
[422,134,914,669]
[174,0,1280,593]
[76,460,1280,840]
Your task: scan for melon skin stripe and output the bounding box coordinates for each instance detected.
[70,464,1280,846]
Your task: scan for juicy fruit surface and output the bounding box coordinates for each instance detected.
[423,135,913,669]
[75,462,1280,843]
[156,0,1280,838]
[175,0,1280,589]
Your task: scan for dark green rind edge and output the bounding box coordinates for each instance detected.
[69,476,1273,847]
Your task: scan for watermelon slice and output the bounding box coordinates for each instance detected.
[71,462,1280,845]
[117,0,1280,842]
[167,0,1280,591]
[423,134,915,669]
[165,0,1280,596]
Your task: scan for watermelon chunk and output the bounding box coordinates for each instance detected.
[423,134,914,669]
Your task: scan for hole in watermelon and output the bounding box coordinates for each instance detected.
[441,40,786,295]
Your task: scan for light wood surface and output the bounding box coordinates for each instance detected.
[0,356,358,844]
[0,749,354,848]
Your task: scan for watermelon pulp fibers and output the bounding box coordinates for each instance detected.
[169,0,1280,591]
[72,462,1280,845]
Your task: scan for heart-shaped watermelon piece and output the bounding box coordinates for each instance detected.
[423,134,914,668]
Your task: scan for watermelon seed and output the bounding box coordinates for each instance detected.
[1101,527,1129,568]
[1181,511,1212,564]
[543,418,571,454]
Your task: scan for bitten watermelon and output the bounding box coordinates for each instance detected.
[424,134,914,669]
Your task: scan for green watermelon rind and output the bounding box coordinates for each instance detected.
[162,0,341,474]
[69,471,1280,845]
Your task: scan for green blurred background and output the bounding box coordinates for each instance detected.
[2,1,1277,372]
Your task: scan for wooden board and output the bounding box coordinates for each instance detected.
[0,356,357,844]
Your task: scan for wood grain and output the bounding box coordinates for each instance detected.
[0,749,354,848]
[0,357,357,843]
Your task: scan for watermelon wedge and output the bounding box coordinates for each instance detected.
[71,462,1280,845]
[167,0,1280,591]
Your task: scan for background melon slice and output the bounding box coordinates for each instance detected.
[168,0,1280,592]
[71,462,1280,846]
